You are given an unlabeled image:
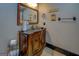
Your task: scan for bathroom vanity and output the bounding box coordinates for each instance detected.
[19,28,46,56]
[17,3,45,56]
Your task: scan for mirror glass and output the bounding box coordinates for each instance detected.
[23,8,37,23]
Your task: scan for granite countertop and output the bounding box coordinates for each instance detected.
[23,28,43,34]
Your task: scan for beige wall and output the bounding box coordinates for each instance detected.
[38,3,79,54]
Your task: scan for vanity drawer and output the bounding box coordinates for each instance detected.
[30,31,41,38]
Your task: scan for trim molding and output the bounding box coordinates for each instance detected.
[46,43,79,56]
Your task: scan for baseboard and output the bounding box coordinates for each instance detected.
[46,43,79,56]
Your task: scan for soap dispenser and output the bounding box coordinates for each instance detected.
[22,20,29,31]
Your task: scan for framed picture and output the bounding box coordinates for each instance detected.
[17,3,39,25]
[50,14,56,21]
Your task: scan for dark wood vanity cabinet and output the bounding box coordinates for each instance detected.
[19,28,46,56]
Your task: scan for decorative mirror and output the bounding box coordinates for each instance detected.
[17,3,39,25]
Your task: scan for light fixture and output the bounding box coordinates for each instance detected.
[26,3,37,8]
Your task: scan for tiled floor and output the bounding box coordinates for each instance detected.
[41,47,65,56]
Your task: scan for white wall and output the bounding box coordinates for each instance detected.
[0,3,20,54]
[38,3,79,54]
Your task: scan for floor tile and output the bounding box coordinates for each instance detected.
[41,47,65,56]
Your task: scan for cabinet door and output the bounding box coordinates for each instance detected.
[32,31,41,54]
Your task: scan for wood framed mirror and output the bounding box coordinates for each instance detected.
[17,3,39,25]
